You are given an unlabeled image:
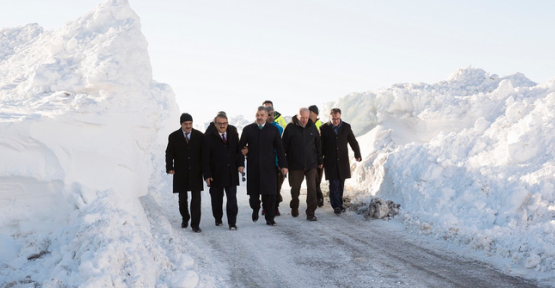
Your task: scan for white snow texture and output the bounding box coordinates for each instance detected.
[326,67,555,273]
[1,0,555,286]
[0,0,183,286]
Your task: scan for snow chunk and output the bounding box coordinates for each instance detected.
[170,271,200,288]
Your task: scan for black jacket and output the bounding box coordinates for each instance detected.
[282,116,323,171]
[165,128,204,192]
[239,122,288,195]
[320,121,361,180]
[202,126,243,187]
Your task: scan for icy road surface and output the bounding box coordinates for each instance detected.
[142,184,540,288]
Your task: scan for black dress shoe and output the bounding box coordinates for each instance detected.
[334,207,341,215]
[266,220,277,226]
[318,198,324,207]
[307,215,318,221]
[215,221,223,226]
[192,227,202,233]
[229,225,237,230]
[252,210,259,222]
[181,220,188,228]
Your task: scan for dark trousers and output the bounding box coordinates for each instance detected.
[276,167,285,209]
[316,167,324,202]
[289,168,318,218]
[250,193,276,221]
[209,185,238,226]
[179,191,201,229]
[329,179,345,209]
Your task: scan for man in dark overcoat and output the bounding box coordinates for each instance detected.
[320,108,362,215]
[165,113,204,232]
[239,106,288,226]
[282,107,323,221]
[202,113,243,230]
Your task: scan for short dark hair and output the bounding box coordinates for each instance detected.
[215,113,228,120]
[330,108,341,115]
[262,100,273,105]
[257,106,268,115]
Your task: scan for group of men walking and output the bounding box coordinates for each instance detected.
[165,101,361,233]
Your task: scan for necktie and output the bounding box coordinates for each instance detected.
[185,133,189,143]
[222,133,226,143]
[259,125,263,130]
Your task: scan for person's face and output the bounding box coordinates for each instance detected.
[256,110,268,125]
[266,110,275,123]
[309,111,317,122]
[299,111,309,127]
[330,112,341,126]
[215,117,228,134]
[181,121,193,133]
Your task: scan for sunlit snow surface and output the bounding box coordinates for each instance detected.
[326,67,555,274]
[1,0,555,286]
[0,0,183,286]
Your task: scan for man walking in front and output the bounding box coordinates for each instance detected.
[282,107,323,221]
[320,108,362,215]
[165,113,204,233]
[239,106,288,226]
[202,113,243,230]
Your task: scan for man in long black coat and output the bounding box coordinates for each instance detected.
[282,107,323,221]
[320,108,362,215]
[165,113,204,232]
[239,106,288,226]
[202,113,243,230]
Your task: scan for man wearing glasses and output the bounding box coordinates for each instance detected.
[202,113,244,230]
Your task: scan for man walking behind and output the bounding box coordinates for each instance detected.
[320,108,362,215]
[239,106,288,226]
[262,100,287,130]
[308,105,325,207]
[165,113,204,233]
[282,107,323,221]
[202,113,243,230]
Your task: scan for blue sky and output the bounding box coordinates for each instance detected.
[3,0,555,122]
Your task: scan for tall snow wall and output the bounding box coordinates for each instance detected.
[327,67,555,274]
[0,0,179,234]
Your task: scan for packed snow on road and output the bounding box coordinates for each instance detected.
[1,0,554,287]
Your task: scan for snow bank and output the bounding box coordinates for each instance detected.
[0,0,194,286]
[333,67,555,274]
